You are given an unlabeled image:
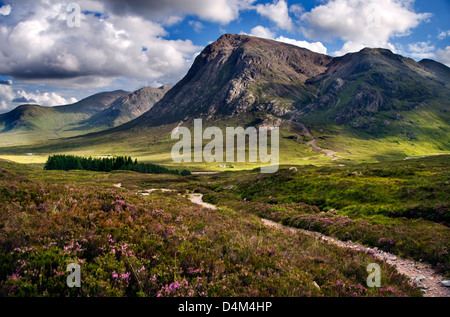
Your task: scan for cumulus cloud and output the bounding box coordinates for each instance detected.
[276,36,328,55]
[407,41,436,60]
[249,26,275,39]
[436,46,450,67]
[0,82,15,107]
[15,90,78,106]
[333,42,368,56]
[189,21,204,33]
[0,1,203,88]
[438,30,450,40]
[0,80,79,111]
[289,4,304,19]
[255,0,294,31]
[247,26,328,55]
[301,0,431,55]
[0,4,11,15]
[97,0,256,24]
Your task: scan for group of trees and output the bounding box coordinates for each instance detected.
[44,155,191,176]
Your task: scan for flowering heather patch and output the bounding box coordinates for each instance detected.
[200,157,450,277]
[0,162,423,297]
[211,199,449,276]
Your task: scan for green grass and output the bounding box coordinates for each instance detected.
[0,159,423,297]
[193,156,450,276]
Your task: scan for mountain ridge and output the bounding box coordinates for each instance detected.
[129,34,449,139]
[132,34,333,127]
[0,86,171,145]
[0,34,448,165]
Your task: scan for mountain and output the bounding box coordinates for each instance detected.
[55,90,130,115]
[419,58,450,80]
[107,34,447,163]
[1,34,449,165]
[0,90,129,136]
[302,48,450,126]
[134,34,332,126]
[83,86,172,128]
[0,87,171,145]
[131,35,449,139]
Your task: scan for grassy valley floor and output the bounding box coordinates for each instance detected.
[0,156,449,297]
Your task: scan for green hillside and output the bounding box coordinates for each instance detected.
[0,35,448,169]
[0,87,171,147]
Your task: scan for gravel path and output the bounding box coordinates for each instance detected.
[261,218,450,297]
[186,193,450,297]
[188,194,218,210]
[191,171,222,175]
[307,139,341,160]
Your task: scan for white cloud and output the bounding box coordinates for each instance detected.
[276,36,328,55]
[333,41,398,56]
[289,4,304,19]
[15,90,78,107]
[436,46,450,67]
[246,26,328,55]
[334,41,367,56]
[407,41,436,60]
[0,83,15,109]
[302,0,431,55]
[162,15,184,26]
[438,30,450,40]
[0,1,203,88]
[98,0,256,25]
[0,81,79,112]
[189,21,204,33]
[249,26,275,39]
[255,0,294,31]
[0,4,11,16]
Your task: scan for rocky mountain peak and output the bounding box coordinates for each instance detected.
[136,34,333,126]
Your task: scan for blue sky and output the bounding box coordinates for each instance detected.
[0,0,448,113]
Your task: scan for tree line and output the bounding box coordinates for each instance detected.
[44,155,191,176]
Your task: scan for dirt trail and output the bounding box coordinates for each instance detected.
[307,139,340,160]
[191,171,222,175]
[186,193,449,297]
[188,194,218,210]
[261,218,450,297]
[297,123,341,161]
[138,189,175,196]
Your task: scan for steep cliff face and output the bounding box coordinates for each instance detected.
[136,34,332,126]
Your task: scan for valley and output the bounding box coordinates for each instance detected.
[0,34,448,298]
[0,156,448,297]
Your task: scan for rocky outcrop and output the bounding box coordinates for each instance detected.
[136,34,332,126]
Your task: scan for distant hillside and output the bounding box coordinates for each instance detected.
[84,86,172,128]
[0,87,171,145]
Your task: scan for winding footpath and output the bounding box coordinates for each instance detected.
[186,193,450,297]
